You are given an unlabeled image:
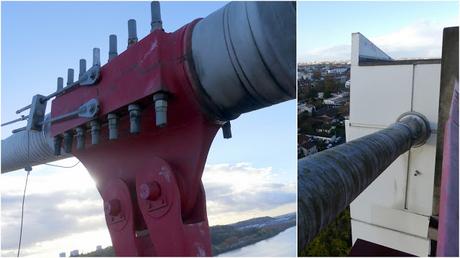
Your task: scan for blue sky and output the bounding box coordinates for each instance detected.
[1,2,296,257]
[298,1,459,62]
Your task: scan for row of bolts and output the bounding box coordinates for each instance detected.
[53,3,166,155]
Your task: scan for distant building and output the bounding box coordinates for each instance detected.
[323,94,348,106]
[70,250,79,257]
[298,103,315,115]
[327,67,349,74]
[345,80,351,88]
[59,252,66,257]
[96,245,102,251]
[316,125,336,135]
[317,92,324,99]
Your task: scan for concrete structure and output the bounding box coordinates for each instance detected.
[59,252,66,257]
[346,33,441,256]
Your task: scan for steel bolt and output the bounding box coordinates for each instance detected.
[90,120,101,145]
[128,104,141,134]
[108,34,118,61]
[56,77,64,92]
[93,48,101,66]
[63,131,73,153]
[79,59,87,79]
[107,113,118,140]
[127,19,138,47]
[75,126,86,150]
[150,1,163,32]
[66,68,74,86]
[139,182,161,201]
[222,121,232,139]
[53,135,63,156]
[104,199,121,216]
[153,92,168,127]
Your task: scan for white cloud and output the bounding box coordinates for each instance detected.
[372,20,453,59]
[1,162,295,257]
[300,19,458,63]
[203,163,296,225]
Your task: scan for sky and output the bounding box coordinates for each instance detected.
[298,1,459,62]
[1,2,296,257]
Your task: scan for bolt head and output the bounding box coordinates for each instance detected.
[139,182,161,201]
[104,199,121,216]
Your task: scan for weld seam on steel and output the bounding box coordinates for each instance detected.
[298,117,426,249]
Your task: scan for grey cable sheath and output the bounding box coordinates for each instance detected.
[2,117,71,173]
[17,170,29,257]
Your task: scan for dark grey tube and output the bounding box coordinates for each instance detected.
[298,112,430,250]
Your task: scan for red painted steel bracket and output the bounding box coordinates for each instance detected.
[50,19,220,256]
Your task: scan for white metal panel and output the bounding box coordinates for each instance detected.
[346,124,408,209]
[350,65,413,126]
[406,64,440,215]
[406,134,438,215]
[351,33,393,65]
[350,202,429,238]
[351,220,431,256]
[412,64,441,130]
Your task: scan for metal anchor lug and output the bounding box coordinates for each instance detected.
[26,94,47,131]
[78,48,101,86]
[49,98,99,124]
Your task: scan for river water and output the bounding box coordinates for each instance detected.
[217,226,296,257]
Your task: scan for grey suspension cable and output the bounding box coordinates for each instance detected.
[17,131,32,257]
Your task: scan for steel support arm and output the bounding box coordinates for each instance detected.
[298,112,431,250]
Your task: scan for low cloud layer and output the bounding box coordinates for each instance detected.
[300,19,457,63]
[1,161,295,257]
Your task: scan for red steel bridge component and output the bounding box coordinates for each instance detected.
[50,21,217,256]
[1,1,295,256]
